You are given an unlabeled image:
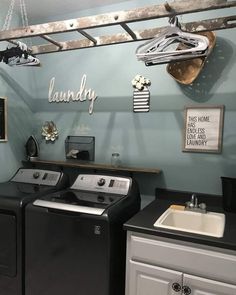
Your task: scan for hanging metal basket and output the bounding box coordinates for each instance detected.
[166,31,216,85]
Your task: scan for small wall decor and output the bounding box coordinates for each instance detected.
[132,75,151,113]
[41,121,58,142]
[0,97,7,142]
[183,105,224,153]
[48,74,97,115]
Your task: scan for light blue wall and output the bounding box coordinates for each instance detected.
[1,0,236,197]
[0,5,35,181]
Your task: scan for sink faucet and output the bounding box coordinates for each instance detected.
[185,194,207,213]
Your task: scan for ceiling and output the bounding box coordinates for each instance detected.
[2,0,128,21]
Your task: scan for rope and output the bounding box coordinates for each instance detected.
[2,0,33,50]
[2,0,30,30]
[2,0,16,31]
[19,0,32,46]
[19,0,29,27]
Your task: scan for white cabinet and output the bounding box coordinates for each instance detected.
[129,260,182,295]
[183,274,236,295]
[125,232,236,295]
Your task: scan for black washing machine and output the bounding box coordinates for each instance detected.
[25,174,140,295]
[0,168,68,295]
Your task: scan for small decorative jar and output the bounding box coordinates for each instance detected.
[111,153,121,167]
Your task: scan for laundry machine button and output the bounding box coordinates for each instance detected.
[97,178,106,186]
[33,172,40,179]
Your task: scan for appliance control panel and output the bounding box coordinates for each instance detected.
[71,174,131,195]
[11,168,61,186]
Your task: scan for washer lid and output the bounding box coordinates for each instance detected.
[33,199,106,215]
[33,189,124,215]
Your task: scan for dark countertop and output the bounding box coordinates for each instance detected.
[124,190,236,252]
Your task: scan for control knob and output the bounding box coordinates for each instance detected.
[97,178,106,186]
[33,172,40,179]
[97,195,105,202]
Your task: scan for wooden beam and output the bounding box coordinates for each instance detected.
[0,0,235,41]
[31,15,236,55]
[120,23,137,40]
[40,35,63,49]
[78,30,97,45]
[183,15,236,32]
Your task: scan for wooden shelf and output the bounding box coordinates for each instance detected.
[23,159,161,174]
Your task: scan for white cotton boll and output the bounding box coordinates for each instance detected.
[146,79,151,86]
[134,74,141,81]
[136,82,143,90]
[139,77,145,84]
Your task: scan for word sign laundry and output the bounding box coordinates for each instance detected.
[48,74,98,114]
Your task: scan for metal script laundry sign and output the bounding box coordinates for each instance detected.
[48,74,97,114]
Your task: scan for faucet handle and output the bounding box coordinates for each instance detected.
[185,201,191,208]
[199,203,207,211]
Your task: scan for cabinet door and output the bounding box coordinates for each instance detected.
[183,274,236,295]
[126,260,182,295]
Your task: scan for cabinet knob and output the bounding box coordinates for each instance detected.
[172,282,181,292]
[182,285,191,295]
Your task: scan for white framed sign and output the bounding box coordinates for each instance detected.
[183,105,224,153]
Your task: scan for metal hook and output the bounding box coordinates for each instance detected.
[169,15,180,28]
[164,2,172,12]
[164,2,179,27]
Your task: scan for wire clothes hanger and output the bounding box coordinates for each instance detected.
[136,16,210,66]
[0,0,40,67]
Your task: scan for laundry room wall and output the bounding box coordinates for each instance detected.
[1,0,236,198]
[0,4,35,181]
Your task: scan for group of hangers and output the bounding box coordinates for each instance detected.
[136,4,210,66]
[0,0,40,67]
[0,41,40,67]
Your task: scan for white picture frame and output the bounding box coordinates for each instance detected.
[183,105,224,153]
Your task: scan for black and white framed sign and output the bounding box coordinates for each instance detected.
[183,105,224,153]
[0,97,7,142]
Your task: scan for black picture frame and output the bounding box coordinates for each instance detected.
[0,97,7,142]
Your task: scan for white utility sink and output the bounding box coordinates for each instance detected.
[154,208,225,238]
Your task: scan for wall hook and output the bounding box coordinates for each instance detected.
[164,1,172,13]
[164,1,177,25]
